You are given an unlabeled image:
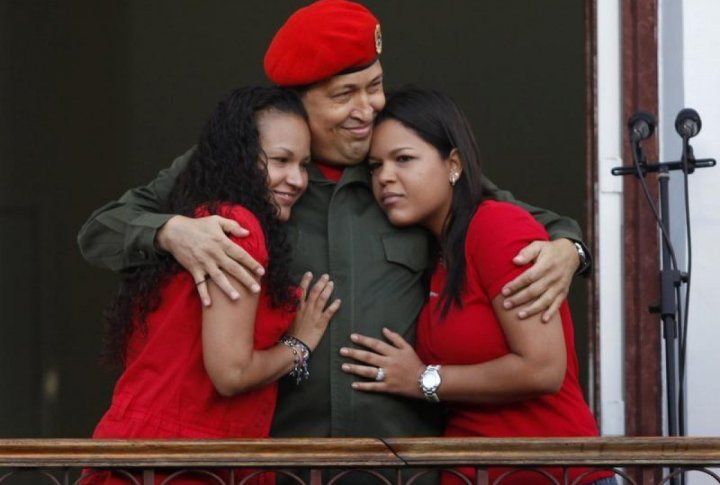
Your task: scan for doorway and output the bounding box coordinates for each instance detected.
[0,0,590,437]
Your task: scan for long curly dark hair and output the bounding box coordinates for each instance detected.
[375,88,486,318]
[102,86,308,367]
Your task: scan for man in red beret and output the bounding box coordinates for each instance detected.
[79,0,588,454]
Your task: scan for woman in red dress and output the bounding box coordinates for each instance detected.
[86,86,340,484]
[340,88,616,485]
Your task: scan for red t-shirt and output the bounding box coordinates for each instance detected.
[415,201,611,485]
[88,205,293,484]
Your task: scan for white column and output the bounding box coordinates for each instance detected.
[596,0,625,436]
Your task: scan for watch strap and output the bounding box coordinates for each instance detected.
[572,241,592,275]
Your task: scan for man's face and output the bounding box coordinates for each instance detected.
[300,61,385,166]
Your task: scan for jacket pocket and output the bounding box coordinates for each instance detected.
[381,230,430,273]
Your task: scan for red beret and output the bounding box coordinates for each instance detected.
[264,0,382,87]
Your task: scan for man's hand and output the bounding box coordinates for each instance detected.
[156,215,265,306]
[500,239,580,322]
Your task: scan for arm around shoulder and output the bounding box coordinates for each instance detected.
[77,148,193,271]
[481,174,587,248]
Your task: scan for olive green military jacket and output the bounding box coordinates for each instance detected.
[78,148,585,439]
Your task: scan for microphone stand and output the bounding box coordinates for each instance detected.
[612,139,715,485]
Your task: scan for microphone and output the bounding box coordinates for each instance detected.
[675,108,702,138]
[628,111,656,142]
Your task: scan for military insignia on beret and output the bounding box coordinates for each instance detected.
[375,24,383,54]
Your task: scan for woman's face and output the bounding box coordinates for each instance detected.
[257,110,311,222]
[368,119,460,238]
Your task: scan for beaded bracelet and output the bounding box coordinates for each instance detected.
[279,335,311,385]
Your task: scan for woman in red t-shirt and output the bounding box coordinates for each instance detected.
[85,87,340,485]
[340,88,616,485]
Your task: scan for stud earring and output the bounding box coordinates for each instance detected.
[449,172,459,186]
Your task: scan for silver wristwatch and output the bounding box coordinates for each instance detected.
[572,241,591,275]
[418,364,442,402]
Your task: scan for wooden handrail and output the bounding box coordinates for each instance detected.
[1,437,719,468]
[386,437,720,466]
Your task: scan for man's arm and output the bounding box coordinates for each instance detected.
[77,148,193,271]
[77,147,264,306]
[481,175,591,322]
[482,176,585,243]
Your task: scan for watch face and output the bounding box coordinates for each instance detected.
[422,369,440,389]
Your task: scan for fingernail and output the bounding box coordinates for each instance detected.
[350,334,359,341]
[503,300,512,309]
[231,291,240,300]
[341,364,350,371]
[340,347,349,355]
[202,298,211,307]
[351,383,358,389]
[251,284,260,293]
[518,311,527,319]
[256,267,265,276]
[502,287,511,296]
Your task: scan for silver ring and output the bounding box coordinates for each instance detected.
[375,367,385,382]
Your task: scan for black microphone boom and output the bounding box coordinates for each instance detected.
[675,108,701,138]
[628,111,657,142]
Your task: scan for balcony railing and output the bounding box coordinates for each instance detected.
[1,437,719,484]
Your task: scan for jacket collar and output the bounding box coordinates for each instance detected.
[308,161,370,189]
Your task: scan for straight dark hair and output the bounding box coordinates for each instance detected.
[375,88,486,317]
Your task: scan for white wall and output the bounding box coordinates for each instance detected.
[659,0,720,482]
[675,0,720,438]
[660,0,720,434]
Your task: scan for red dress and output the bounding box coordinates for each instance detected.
[87,205,293,485]
[415,201,613,485]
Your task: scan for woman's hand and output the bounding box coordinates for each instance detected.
[340,327,425,399]
[203,272,338,396]
[288,272,341,351]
